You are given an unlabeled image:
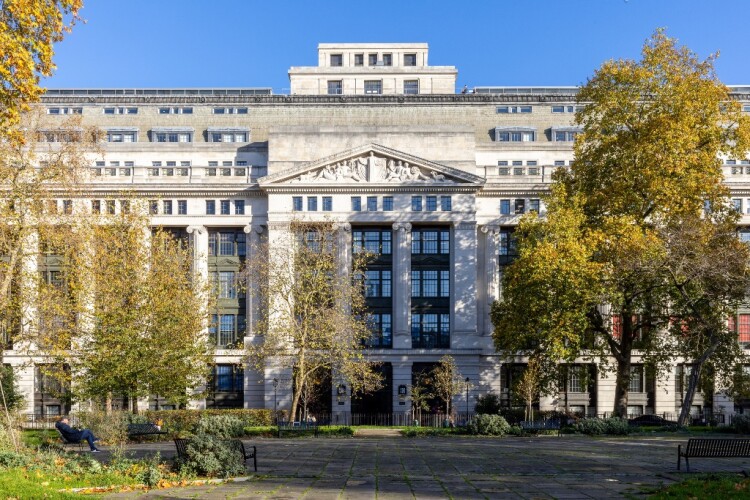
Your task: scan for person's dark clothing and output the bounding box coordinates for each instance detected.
[55,420,98,451]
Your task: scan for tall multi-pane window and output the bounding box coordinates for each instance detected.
[149,200,159,215]
[235,200,245,215]
[568,366,583,393]
[629,365,644,393]
[351,196,362,211]
[364,80,382,94]
[440,196,452,211]
[412,229,450,255]
[209,314,246,348]
[500,199,511,215]
[366,313,392,348]
[425,196,437,211]
[499,230,518,258]
[529,199,540,213]
[367,196,377,211]
[353,230,392,255]
[364,270,392,297]
[322,196,332,211]
[206,200,216,215]
[404,80,419,95]
[411,270,450,297]
[411,196,422,211]
[213,271,237,299]
[208,231,246,257]
[740,314,750,342]
[163,200,173,215]
[293,196,303,211]
[411,313,450,348]
[307,196,318,211]
[220,200,231,215]
[383,196,394,211]
[327,80,343,95]
[177,200,187,215]
[212,364,243,392]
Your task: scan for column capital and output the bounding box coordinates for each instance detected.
[333,222,351,232]
[392,222,412,233]
[186,225,206,235]
[244,224,265,235]
[480,224,501,236]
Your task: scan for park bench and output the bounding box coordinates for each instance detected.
[520,419,561,436]
[56,429,84,451]
[174,438,257,472]
[127,423,168,439]
[677,438,750,472]
[278,421,319,437]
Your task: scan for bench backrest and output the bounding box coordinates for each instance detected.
[57,429,78,444]
[686,439,750,457]
[174,438,189,460]
[128,423,160,432]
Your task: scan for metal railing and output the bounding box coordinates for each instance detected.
[309,412,475,427]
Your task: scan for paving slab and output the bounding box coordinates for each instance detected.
[90,435,750,499]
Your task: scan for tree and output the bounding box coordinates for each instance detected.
[431,355,464,417]
[492,30,750,417]
[0,0,82,143]
[514,359,543,421]
[245,221,380,421]
[41,212,212,413]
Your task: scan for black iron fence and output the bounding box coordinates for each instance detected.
[21,413,79,429]
[309,412,475,427]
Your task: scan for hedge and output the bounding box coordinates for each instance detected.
[143,409,274,435]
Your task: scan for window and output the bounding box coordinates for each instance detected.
[212,107,248,114]
[106,131,137,142]
[367,196,377,211]
[163,200,173,215]
[208,231,246,257]
[351,196,362,211]
[404,80,419,95]
[103,107,137,114]
[366,313,392,348]
[411,313,450,348]
[740,314,750,342]
[354,53,364,66]
[411,196,422,211]
[552,105,577,113]
[733,199,743,212]
[495,128,535,142]
[529,199,540,213]
[120,200,130,213]
[404,53,417,66]
[364,270,392,297]
[412,229,450,254]
[382,53,392,66]
[209,315,245,348]
[500,199,511,215]
[159,107,192,114]
[208,130,248,143]
[149,200,158,215]
[327,80,343,95]
[353,230,392,255]
[330,54,343,66]
[629,365,644,393]
[568,366,584,393]
[92,200,101,214]
[206,200,216,215]
[425,196,437,211]
[411,270,450,297]
[383,196,393,211]
[211,364,243,392]
[322,196,332,212]
[47,107,81,115]
[554,160,566,166]
[496,106,532,114]
[440,196,452,211]
[515,199,526,214]
[220,200,230,215]
[213,271,237,299]
[552,128,581,142]
[153,130,192,142]
[106,200,116,215]
[307,196,318,212]
[368,53,378,66]
[177,200,187,215]
[499,230,518,258]
[61,200,72,215]
[364,80,382,94]
[292,196,303,212]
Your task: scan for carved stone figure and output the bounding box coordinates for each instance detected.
[292,153,451,183]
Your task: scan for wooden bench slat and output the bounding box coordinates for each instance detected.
[678,438,750,472]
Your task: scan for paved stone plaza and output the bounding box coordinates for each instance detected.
[99,435,750,499]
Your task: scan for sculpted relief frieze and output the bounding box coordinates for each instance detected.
[290,153,450,183]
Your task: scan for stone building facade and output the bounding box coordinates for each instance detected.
[10,43,750,421]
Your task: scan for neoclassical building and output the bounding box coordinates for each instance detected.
[12,43,750,421]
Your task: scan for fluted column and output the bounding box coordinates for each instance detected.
[186,225,209,410]
[392,223,412,349]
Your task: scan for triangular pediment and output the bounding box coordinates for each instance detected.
[258,143,485,187]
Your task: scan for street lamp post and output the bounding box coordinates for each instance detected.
[465,377,471,424]
[273,378,279,424]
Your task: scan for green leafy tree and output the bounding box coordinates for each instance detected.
[431,355,465,417]
[492,30,750,417]
[245,221,380,421]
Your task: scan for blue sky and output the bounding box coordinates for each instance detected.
[45,0,750,92]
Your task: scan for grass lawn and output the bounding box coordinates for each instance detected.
[649,473,750,499]
[0,466,143,498]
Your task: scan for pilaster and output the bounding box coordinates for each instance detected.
[451,221,478,349]
[391,223,412,349]
[243,224,265,340]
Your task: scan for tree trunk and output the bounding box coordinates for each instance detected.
[613,359,631,417]
[677,362,703,427]
[105,392,112,415]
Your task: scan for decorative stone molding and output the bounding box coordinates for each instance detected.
[243,224,266,235]
[392,222,412,233]
[454,221,477,231]
[288,153,450,184]
[266,221,290,231]
[332,222,352,232]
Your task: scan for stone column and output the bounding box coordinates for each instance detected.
[243,223,265,340]
[391,223,412,349]
[451,221,478,349]
[479,225,500,345]
[392,361,412,424]
[19,229,39,352]
[186,226,208,410]
[333,222,352,279]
